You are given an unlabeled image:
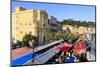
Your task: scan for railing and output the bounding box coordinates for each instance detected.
[34,39,64,52]
[33,44,61,64]
[23,39,64,64]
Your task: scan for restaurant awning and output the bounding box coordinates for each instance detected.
[60,43,72,52]
[74,39,86,53]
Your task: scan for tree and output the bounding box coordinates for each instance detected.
[64,31,78,43]
[12,40,23,49]
[61,19,95,28]
[55,32,64,40]
[45,33,52,42]
[22,34,38,48]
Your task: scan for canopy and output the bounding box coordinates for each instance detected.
[60,43,72,52]
[74,39,86,53]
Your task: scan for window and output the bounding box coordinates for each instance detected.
[44,15,45,19]
[37,30,39,34]
[20,23,22,25]
[43,24,45,27]
[48,20,50,24]
[16,27,18,30]
[20,31,23,34]
[29,31,32,34]
[29,23,32,26]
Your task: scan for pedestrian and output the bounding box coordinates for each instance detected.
[73,52,79,62]
[58,56,62,63]
[55,58,59,63]
[79,53,88,62]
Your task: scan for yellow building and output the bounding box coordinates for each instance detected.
[78,26,87,34]
[62,25,95,35]
[63,25,78,34]
[12,7,49,44]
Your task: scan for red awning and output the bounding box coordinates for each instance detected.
[74,39,86,53]
[60,43,72,52]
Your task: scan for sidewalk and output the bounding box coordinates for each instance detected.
[12,47,33,60]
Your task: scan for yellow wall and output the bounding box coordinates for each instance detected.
[12,7,49,44]
[63,25,95,35]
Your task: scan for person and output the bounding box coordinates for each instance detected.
[79,53,88,62]
[58,56,62,63]
[73,52,79,62]
[69,47,74,57]
[66,56,75,63]
[55,58,59,63]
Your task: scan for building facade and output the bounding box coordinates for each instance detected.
[48,16,62,36]
[62,25,95,35]
[62,25,78,34]
[48,16,58,36]
[12,7,49,44]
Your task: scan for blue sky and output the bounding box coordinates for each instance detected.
[12,1,96,22]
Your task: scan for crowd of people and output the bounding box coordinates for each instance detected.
[46,37,88,64]
[54,50,88,64]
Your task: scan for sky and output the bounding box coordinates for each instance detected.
[12,1,96,22]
